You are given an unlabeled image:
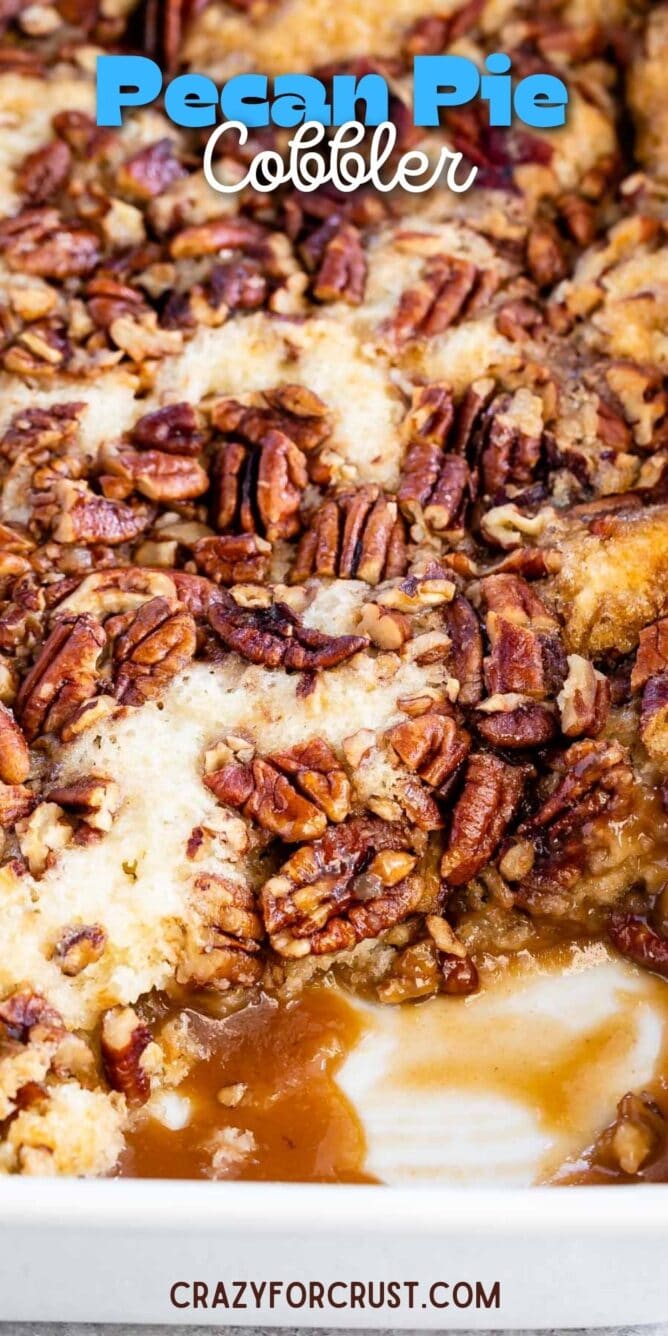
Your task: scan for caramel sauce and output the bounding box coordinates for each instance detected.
[120,985,374,1182]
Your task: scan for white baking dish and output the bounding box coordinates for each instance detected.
[1,1178,668,1327]
[3,952,668,1327]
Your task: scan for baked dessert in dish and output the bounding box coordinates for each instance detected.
[0,0,668,1184]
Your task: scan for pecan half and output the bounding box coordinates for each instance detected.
[209,596,367,671]
[608,913,668,981]
[101,444,208,502]
[116,138,186,200]
[210,430,307,543]
[16,140,72,204]
[206,738,350,842]
[311,222,367,304]
[0,782,36,829]
[291,486,408,585]
[211,386,330,457]
[388,254,494,345]
[443,594,484,705]
[100,1006,154,1105]
[177,872,264,991]
[16,615,106,742]
[261,816,419,956]
[53,480,152,546]
[0,208,100,279]
[639,675,668,763]
[388,712,470,791]
[131,403,206,456]
[194,534,271,586]
[475,696,557,749]
[631,619,668,692]
[112,596,196,705]
[53,924,106,977]
[526,221,569,289]
[0,703,29,784]
[398,447,472,533]
[441,753,525,885]
[481,574,567,700]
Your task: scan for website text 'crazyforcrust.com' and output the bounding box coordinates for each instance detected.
[169,1279,502,1313]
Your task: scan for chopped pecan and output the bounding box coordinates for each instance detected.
[206,738,350,842]
[388,254,494,345]
[440,952,480,995]
[0,703,29,784]
[291,486,408,584]
[631,619,668,692]
[388,712,470,791]
[16,139,71,204]
[131,402,205,456]
[169,215,266,260]
[605,1092,666,1177]
[441,753,525,885]
[52,480,152,546]
[402,382,455,449]
[311,222,367,304]
[53,924,106,977]
[481,574,567,700]
[639,674,668,763]
[209,596,367,670]
[557,655,610,738]
[101,1006,154,1105]
[101,444,208,502]
[476,696,557,749]
[526,221,569,289]
[443,594,484,705]
[194,534,271,586]
[210,431,307,542]
[0,989,64,1045]
[608,913,668,981]
[398,446,472,533]
[16,800,73,875]
[262,816,420,957]
[46,777,120,833]
[357,602,411,650]
[112,596,196,705]
[116,138,186,200]
[207,258,267,313]
[177,873,264,991]
[16,615,105,742]
[377,934,478,1003]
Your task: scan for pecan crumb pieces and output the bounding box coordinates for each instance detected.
[100,1006,155,1105]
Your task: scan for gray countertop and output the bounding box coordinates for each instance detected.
[2,1327,667,1335]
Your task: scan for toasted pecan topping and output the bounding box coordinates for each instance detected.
[557,656,610,738]
[101,1006,154,1105]
[0,703,29,784]
[0,988,64,1045]
[291,485,408,585]
[631,619,668,692]
[209,596,367,670]
[194,534,271,586]
[310,222,367,304]
[441,753,525,885]
[261,816,419,956]
[388,712,470,791]
[481,574,567,700]
[608,913,668,981]
[16,615,106,742]
[46,777,120,833]
[112,596,196,705]
[388,254,496,345]
[443,594,484,706]
[211,429,307,543]
[207,738,350,842]
[475,697,558,750]
[131,403,205,456]
[177,872,264,991]
[53,924,106,977]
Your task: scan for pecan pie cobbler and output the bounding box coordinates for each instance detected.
[1,0,668,1185]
